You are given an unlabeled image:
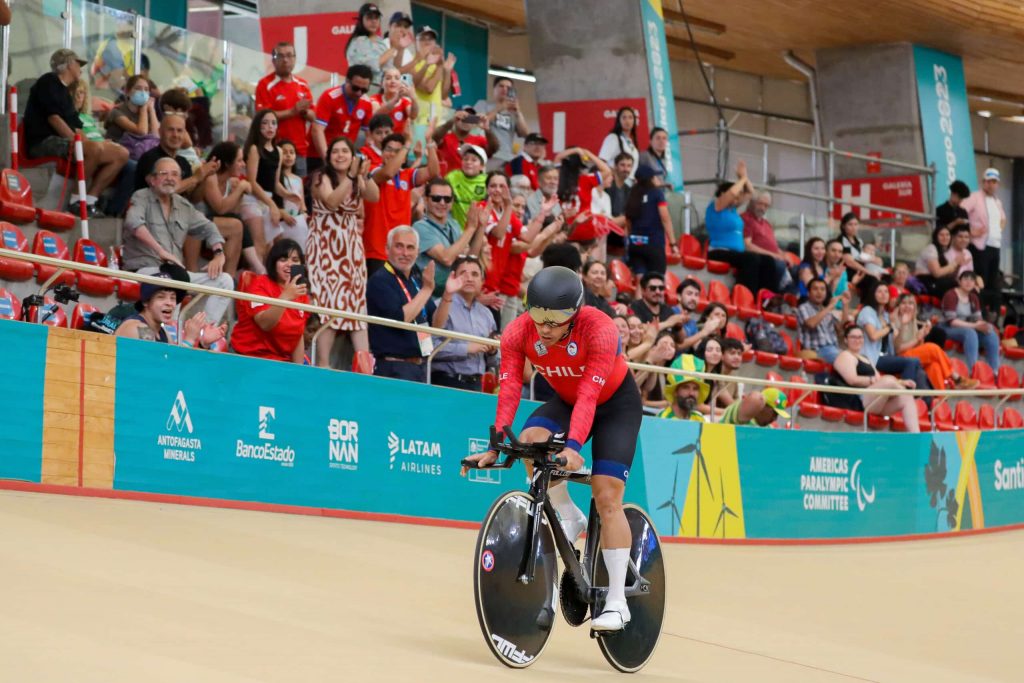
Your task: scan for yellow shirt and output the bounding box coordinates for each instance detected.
[413,60,443,125]
[657,407,706,422]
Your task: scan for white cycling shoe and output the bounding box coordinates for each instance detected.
[591,601,631,632]
[559,509,588,545]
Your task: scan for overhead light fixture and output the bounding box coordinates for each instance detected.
[188,5,221,12]
[488,65,536,83]
[977,110,992,118]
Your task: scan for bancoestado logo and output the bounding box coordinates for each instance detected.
[328,419,359,471]
[157,390,201,462]
[799,457,876,512]
[388,431,442,476]
[236,406,295,467]
[994,459,1024,492]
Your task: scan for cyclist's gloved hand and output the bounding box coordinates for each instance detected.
[460,449,498,476]
[555,447,584,472]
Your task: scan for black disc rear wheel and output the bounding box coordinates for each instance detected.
[473,491,557,668]
[591,504,666,673]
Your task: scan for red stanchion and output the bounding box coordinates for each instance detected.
[9,86,18,172]
[73,133,89,239]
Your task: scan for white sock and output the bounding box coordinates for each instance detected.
[85,194,98,205]
[548,482,583,523]
[602,548,630,607]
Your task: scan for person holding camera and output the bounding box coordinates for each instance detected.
[474,76,528,171]
[231,239,310,363]
[432,106,499,173]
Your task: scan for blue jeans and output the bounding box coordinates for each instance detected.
[105,157,137,216]
[374,358,426,383]
[877,355,930,390]
[814,344,840,365]
[942,324,1000,371]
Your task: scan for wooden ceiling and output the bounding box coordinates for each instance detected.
[426,0,1024,117]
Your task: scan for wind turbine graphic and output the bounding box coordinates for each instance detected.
[657,462,683,534]
[713,470,738,538]
[673,432,713,537]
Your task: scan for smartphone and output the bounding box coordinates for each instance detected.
[463,115,481,125]
[507,85,517,100]
[290,264,307,284]
[400,73,413,88]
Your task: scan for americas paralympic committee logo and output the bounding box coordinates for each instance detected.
[850,459,876,511]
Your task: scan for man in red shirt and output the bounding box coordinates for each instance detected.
[504,132,547,190]
[741,190,788,290]
[461,266,642,632]
[312,64,374,159]
[363,132,440,275]
[255,42,314,176]
[432,107,499,173]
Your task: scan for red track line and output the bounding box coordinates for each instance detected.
[1,479,1022,545]
[76,339,85,488]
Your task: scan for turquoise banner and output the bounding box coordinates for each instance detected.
[0,320,47,483]
[639,0,684,191]
[913,46,977,206]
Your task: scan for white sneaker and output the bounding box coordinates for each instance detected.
[559,509,588,545]
[592,601,631,631]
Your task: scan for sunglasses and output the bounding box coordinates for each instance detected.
[646,285,666,291]
[348,84,368,95]
[428,194,454,203]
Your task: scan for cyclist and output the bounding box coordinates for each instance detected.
[461,265,642,631]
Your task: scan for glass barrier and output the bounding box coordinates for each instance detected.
[69,0,137,104]
[141,14,225,151]
[8,1,65,109]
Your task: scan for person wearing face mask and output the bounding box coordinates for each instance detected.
[658,354,709,421]
[105,75,160,149]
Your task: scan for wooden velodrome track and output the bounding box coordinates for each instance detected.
[0,488,1018,682]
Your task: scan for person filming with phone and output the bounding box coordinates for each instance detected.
[474,76,528,171]
[230,239,311,364]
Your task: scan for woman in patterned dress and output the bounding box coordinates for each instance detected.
[307,137,380,368]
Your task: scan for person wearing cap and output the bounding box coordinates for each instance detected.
[255,42,315,176]
[23,49,129,216]
[658,355,709,421]
[720,387,789,427]
[432,107,499,173]
[411,26,455,129]
[115,266,226,350]
[962,168,1007,314]
[445,143,489,228]
[623,164,676,276]
[346,3,396,92]
[384,11,417,75]
[474,76,529,170]
[312,64,375,158]
[505,132,547,190]
[122,157,236,324]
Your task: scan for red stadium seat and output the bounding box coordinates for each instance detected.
[997,365,1021,401]
[679,234,706,270]
[72,239,116,297]
[70,302,99,330]
[765,370,783,385]
[755,350,778,367]
[0,222,35,281]
[933,401,955,431]
[665,240,680,267]
[608,259,635,298]
[949,357,969,382]
[803,358,828,375]
[820,405,844,422]
[705,258,731,275]
[783,314,798,330]
[707,281,737,316]
[725,322,746,343]
[777,331,803,371]
[24,296,67,327]
[954,400,978,430]
[971,360,996,390]
[109,246,140,301]
[0,287,22,320]
[782,251,800,268]
[787,374,818,404]
[731,284,758,320]
[1000,406,1024,429]
[0,168,38,224]
[891,399,931,432]
[844,409,865,426]
[979,404,996,430]
[664,270,681,307]
[32,231,75,286]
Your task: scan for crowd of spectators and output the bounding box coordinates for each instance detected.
[9,9,1017,433]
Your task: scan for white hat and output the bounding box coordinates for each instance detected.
[983,168,1000,181]
[459,143,487,165]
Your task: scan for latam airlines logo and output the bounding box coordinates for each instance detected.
[388,431,442,476]
[158,391,201,462]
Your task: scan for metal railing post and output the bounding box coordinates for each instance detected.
[425,338,451,385]
[63,0,72,49]
[221,43,232,142]
[827,141,835,220]
[799,214,806,259]
[761,142,769,184]
[683,191,691,235]
[176,293,206,332]
[890,227,897,267]
[0,4,9,118]
[133,12,144,76]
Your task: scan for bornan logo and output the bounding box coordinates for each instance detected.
[158,391,201,462]
[388,431,442,476]
[258,406,276,440]
[328,419,359,471]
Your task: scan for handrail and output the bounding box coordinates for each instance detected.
[749,183,935,222]
[678,126,935,175]
[2,247,1018,403]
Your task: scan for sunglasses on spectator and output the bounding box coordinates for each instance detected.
[646,284,665,291]
[428,194,454,203]
[348,84,369,94]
